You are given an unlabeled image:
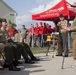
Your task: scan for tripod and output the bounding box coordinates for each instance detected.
[61,32,68,69]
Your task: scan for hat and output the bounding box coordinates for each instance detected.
[2,18,7,22]
[59,14,64,18]
[71,2,76,7]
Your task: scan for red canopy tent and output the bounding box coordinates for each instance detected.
[32,0,76,21]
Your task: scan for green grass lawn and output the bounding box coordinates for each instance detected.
[31,47,48,54]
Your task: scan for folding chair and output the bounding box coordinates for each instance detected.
[0,52,5,59]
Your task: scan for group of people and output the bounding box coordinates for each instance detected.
[6,22,55,48]
[0,1,76,71]
[0,19,40,71]
[29,22,55,47]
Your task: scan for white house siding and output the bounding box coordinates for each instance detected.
[0,0,17,24]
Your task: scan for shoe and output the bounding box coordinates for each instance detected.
[56,54,62,56]
[25,59,35,64]
[13,60,22,66]
[9,64,21,71]
[63,54,68,57]
[31,57,40,61]
[14,60,23,64]
[64,55,68,57]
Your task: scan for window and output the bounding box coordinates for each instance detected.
[10,14,14,16]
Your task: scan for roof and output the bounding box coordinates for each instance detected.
[32,0,76,21]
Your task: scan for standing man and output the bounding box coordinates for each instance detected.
[56,14,68,57]
[39,22,44,47]
[62,2,76,67]
[34,23,41,47]
[43,23,48,46]
[29,24,34,47]
[20,25,28,43]
[46,24,53,34]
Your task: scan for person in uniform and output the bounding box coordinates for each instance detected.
[0,19,21,71]
[56,14,68,57]
[62,2,76,67]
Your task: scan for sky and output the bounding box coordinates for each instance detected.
[3,0,76,29]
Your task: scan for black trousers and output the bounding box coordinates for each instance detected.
[1,43,19,65]
[4,45,14,64]
[16,43,34,60]
[7,39,34,60]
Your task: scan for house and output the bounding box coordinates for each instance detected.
[0,0,17,24]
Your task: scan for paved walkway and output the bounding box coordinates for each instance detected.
[0,53,76,75]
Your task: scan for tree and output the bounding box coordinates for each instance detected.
[8,20,17,28]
